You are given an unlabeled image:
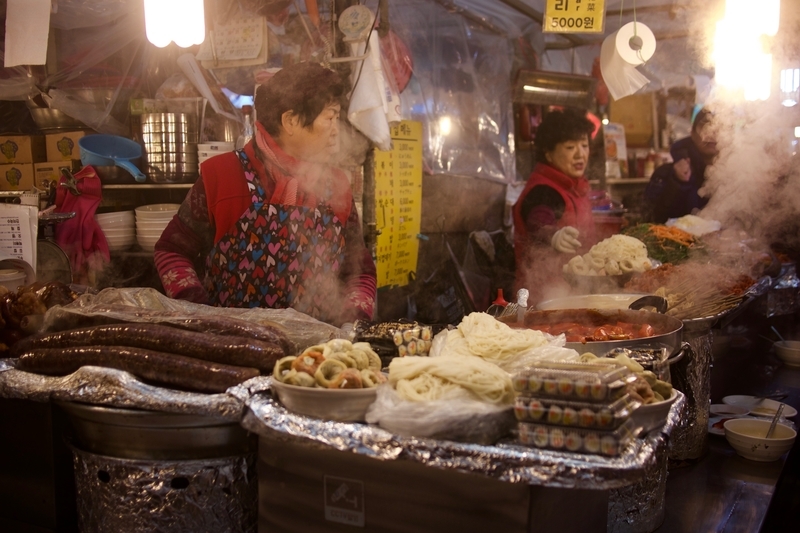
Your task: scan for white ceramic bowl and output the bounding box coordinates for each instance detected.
[102,227,135,236]
[710,403,750,417]
[96,211,135,224]
[135,217,171,227]
[135,204,180,219]
[774,341,800,367]
[136,227,166,235]
[723,418,796,461]
[631,389,681,434]
[270,378,379,422]
[723,396,798,418]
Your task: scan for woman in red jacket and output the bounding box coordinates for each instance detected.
[154,62,376,327]
[512,108,597,303]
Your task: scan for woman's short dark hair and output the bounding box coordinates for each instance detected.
[534,108,595,163]
[255,62,344,136]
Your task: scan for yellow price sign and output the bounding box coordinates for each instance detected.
[374,121,423,288]
[544,0,606,34]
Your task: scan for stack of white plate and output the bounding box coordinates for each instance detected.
[96,211,136,252]
[198,141,235,165]
[135,204,180,252]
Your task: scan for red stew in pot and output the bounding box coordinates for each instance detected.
[532,322,655,343]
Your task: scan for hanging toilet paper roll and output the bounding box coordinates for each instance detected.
[600,22,657,101]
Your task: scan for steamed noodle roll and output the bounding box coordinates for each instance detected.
[590,256,605,271]
[447,313,551,366]
[619,259,635,274]
[605,259,621,275]
[388,355,515,404]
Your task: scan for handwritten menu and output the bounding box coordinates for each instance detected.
[374,121,422,288]
[0,204,37,272]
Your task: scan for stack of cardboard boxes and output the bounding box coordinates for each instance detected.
[0,131,89,192]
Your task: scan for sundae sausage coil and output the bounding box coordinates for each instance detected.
[291,349,325,375]
[273,356,297,381]
[360,368,387,387]
[314,358,348,387]
[328,367,363,389]
[284,371,316,387]
[15,346,260,394]
[11,323,286,372]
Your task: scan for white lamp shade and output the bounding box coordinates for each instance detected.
[144,0,206,48]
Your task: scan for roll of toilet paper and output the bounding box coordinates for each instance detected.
[600,22,657,101]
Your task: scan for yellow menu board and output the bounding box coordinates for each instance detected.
[374,121,422,288]
[544,0,606,34]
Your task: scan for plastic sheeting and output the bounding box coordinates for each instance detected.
[390,0,517,182]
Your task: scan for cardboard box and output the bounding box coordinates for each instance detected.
[609,92,655,148]
[257,436,608,533]
[45,131,88,162]
[33,161,74,190]
[0,163,35,191]
[0,135,46,164]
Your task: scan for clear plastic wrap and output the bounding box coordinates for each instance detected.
[40,286,343,350]
[365,384,516,444]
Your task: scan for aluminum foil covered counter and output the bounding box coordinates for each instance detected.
[242,382,685,490]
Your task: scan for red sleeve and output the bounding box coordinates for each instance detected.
[153,177,214,304]
[338,199,376,323]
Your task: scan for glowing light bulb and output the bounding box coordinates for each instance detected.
[144,0,206,48]
[439,116,452,136]
[713,0,780,101]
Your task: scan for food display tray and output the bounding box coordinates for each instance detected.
[512,361,634,403]
[513,393,639,430]
[516,418,638,457]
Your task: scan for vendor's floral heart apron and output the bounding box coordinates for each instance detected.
[205,150,345,323]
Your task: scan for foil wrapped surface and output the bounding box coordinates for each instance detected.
[668,329,713,461]
[243,386,685,491]
[72,447,257,533]
[607,430,669,533]
[0,362,255,419]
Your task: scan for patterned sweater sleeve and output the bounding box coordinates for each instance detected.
[338,198,377,323]
[153,178,215,304]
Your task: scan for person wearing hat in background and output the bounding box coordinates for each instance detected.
[512,107,598,302]
[642,108,718,223]
[154,62,376,327]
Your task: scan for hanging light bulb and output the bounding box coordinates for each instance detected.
[144,0,206,48]
[713,0,781,101]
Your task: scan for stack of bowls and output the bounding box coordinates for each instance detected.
[96,211,136,252]
[198,141,235,166]
[139,113,199,183]
[135,204,180,252]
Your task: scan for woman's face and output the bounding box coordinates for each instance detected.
[545,135,590,179]
[292,103,341,163]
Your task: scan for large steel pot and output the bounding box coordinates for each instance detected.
[56,401,255,460]
[504,307,684,357]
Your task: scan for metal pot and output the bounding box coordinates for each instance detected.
[503,307,684,357]
[56,401,255,460]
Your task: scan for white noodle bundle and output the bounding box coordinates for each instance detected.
[446,312,550,362]
[563,234,652,276]
[388,355,514,405]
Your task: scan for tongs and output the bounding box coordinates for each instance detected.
[59,168,81,196]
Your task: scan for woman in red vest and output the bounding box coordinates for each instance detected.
[154,62,376,327]
[512,108,597,304]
